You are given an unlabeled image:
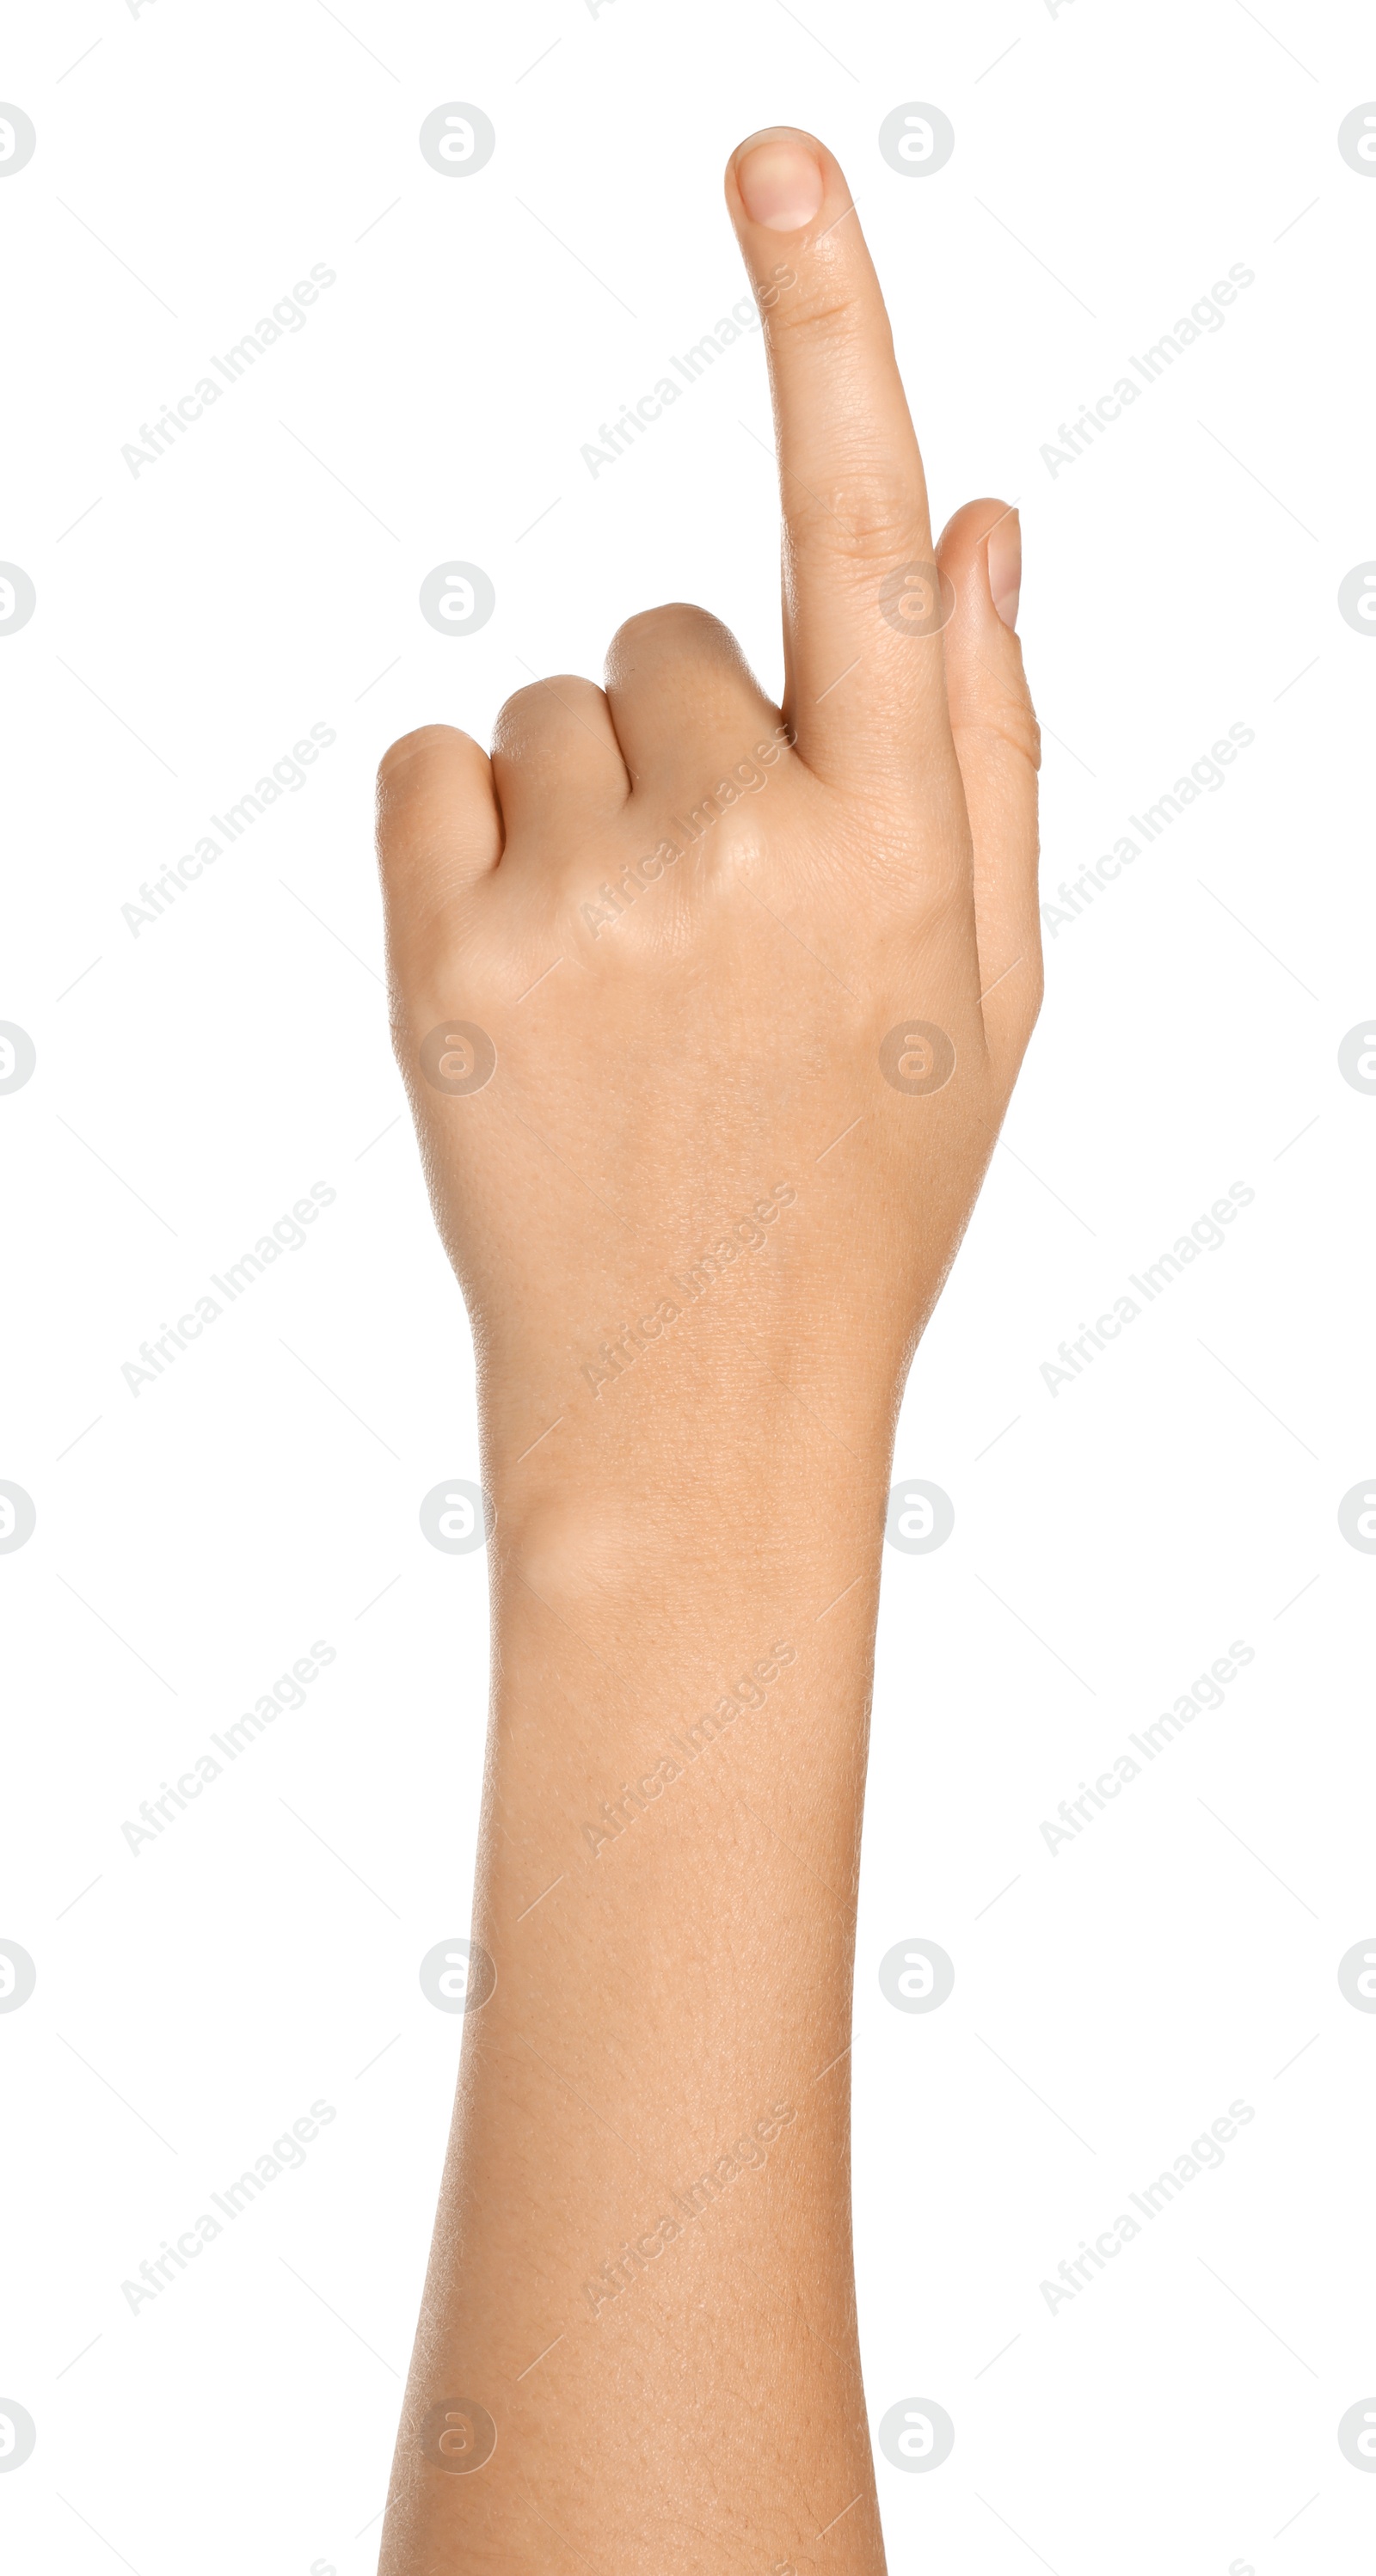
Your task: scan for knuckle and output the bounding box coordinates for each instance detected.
[800,465,926,569]
[840,502,925,567]
[378,722,464,783]
[497,672,572,723]
[767,290,857,349]
[492,680,554,745]
[493,675,605,753]
[956,705,1042,777]
[1007,705,1042,774]
[605,602,740,679]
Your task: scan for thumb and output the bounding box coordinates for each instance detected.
[935,500,1042,1072]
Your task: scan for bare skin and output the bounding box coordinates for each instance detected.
[375,127,1040,2576]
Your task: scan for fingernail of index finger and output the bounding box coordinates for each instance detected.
[732,129,825,231]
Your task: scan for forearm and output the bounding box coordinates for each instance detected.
[380,1408,894,2573]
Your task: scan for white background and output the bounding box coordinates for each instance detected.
[2,1,1373,2570]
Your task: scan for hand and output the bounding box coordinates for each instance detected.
[377,126,1040,1567]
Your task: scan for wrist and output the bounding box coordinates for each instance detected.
[484,1432,891,1639]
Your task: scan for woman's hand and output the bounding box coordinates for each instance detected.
[377,126,1040,1563]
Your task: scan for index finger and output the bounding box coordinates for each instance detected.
[724,128,955,796]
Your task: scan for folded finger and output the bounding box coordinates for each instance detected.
[490,675,628,856]
[375,724,501,978]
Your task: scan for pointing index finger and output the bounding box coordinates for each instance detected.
[725,129,954,793]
